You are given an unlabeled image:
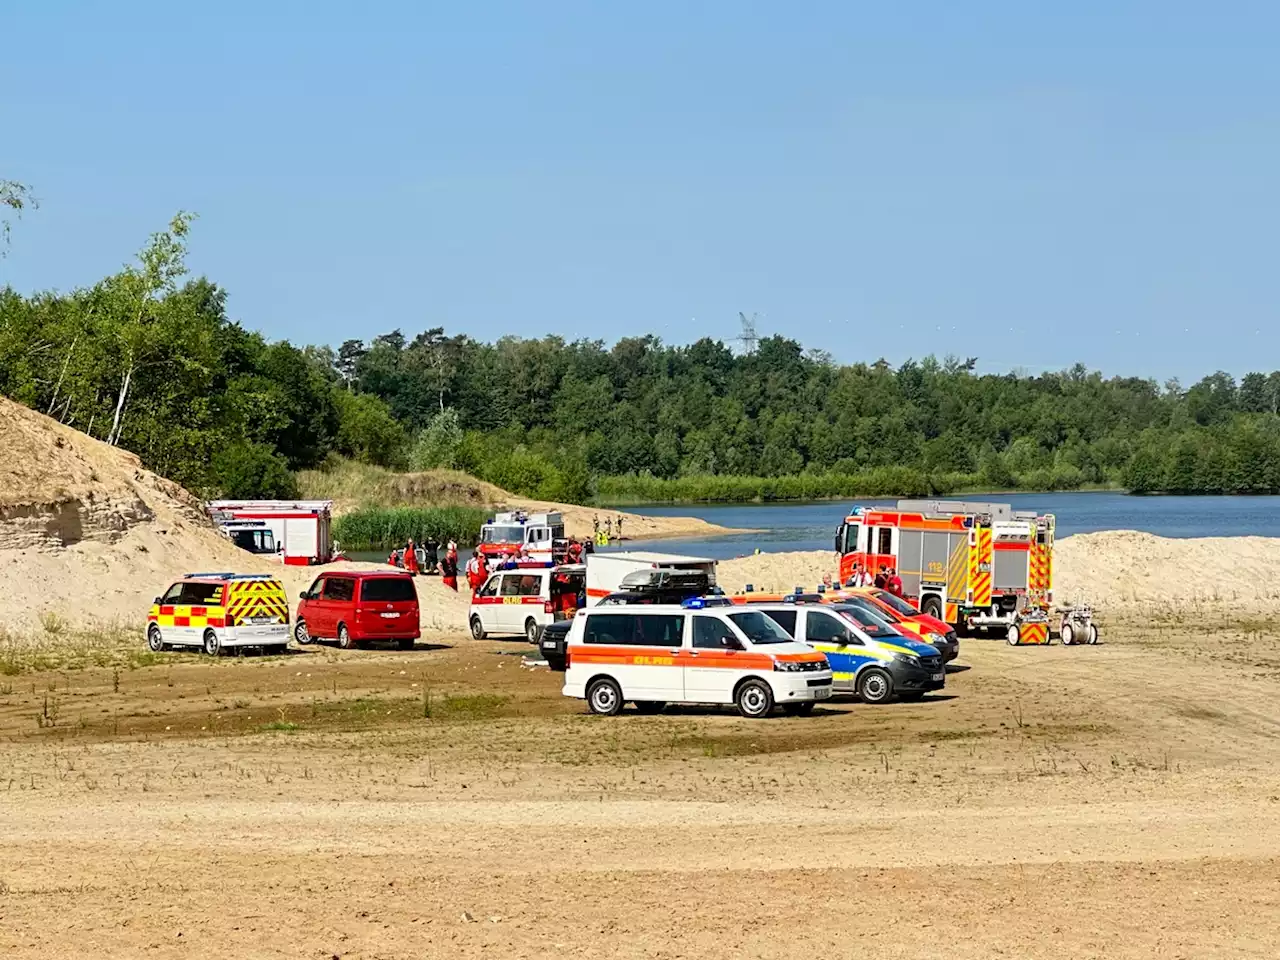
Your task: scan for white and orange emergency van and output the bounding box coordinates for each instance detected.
[562,599,832,718]
[469,564,586,642]
[146,572,290,656]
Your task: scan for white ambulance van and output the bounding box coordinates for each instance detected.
[562,600,832,718]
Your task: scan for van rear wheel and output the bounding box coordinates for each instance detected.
[203,629,222,657]
[525,619,540,644]
[587,678,623,716]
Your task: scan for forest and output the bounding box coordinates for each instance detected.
[4,210,1280,503]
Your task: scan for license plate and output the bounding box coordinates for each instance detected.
[380,612,401,619]
[248,617,279,625]
[932,672,944,681]
[542,640,557,649]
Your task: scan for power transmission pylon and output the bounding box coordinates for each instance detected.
[735,312,760,354]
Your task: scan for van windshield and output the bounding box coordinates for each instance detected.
[360,578,417,603]
[727,611,793,644]
[482,525,524,544]
[869,589,921,618]
[834,607,900,640]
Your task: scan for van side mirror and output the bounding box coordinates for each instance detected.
[720,636,741,650]
[154,596,162,604]
[299,591,310,601]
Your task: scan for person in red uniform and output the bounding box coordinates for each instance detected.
[887,567,904,597]
[404,539,419,575]
[465,552,485,593]
[441,542,459,591]
[566,539,584,564]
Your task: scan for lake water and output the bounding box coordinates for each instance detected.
[620,492,1280,560]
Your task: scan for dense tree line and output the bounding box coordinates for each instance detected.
[5,212,1280,502]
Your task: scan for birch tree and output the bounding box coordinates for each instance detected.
[104,211,195,446]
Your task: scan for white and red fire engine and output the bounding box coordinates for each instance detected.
[476,510,566,564]
[835,500,1058,645]
[207,500,335,566]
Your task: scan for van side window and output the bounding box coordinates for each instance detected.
[807,612,848,644]
[585,614,684,647]
[161,583,184,604]
[499,576,522,597]
[323,578,354,602]
[181,582,224,606]
[478,576,499,598]
[518,575,544,596]
[693,616,736,649]
[763,609,797,636]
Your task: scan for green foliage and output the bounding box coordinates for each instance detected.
[409,408,464,470]
[9,210,1280,503]
[332,506,489,550]
[212,441,299,499]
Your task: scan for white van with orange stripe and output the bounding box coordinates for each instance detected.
[563,601,832,718]
[146,572,290,656]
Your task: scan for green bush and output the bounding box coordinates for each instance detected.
[332,506,489,550]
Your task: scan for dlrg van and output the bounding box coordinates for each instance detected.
[563,602,832,718]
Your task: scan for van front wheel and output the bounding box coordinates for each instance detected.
[587,678,623,716]
[338,624,356,650]
[736,679,774,718]
[147,626,166,653]
[469,616,486,640]
[857,668,893,704]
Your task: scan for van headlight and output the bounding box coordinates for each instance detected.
[774,660,811,672]
[926,633,947,646]
[892,652,920,666]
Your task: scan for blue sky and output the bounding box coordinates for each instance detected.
[2,1,1278,382]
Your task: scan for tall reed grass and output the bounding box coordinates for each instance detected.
[595,468,967,504]
[333,506,490,550]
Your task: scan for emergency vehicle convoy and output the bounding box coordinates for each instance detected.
[476,510,566,564]
[833,499,1087,646]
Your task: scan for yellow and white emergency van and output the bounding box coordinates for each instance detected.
[146,572,290,656]
[562,599,832,718]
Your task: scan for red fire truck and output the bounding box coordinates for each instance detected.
[834,500,1057,645]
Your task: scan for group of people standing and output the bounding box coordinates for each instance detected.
[846,561,904,597]
[591,513,624,546]
[391,538,461,590]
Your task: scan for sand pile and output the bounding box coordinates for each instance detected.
[0,399,471,632]
[718,532,1280,620]
[1054,530,1280,617]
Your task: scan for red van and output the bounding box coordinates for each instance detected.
[295,571,420,650]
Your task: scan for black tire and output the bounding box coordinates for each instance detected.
[469,616,486,641]
[856,668,893,704]
[397,637,414,651]
[1006,625,1021,646]
[202,629,222,657]
[1087,623,1099,645]
[338,623,356,650]
[146,625,165,653]
[1060,623,1075,646]
[294,620,313,645]
[525,619,540,644]
[634,701,666,714]
[922,595,943,621]
[782,702,815,716]
[586,678,623,716]
[735,678,774,718]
